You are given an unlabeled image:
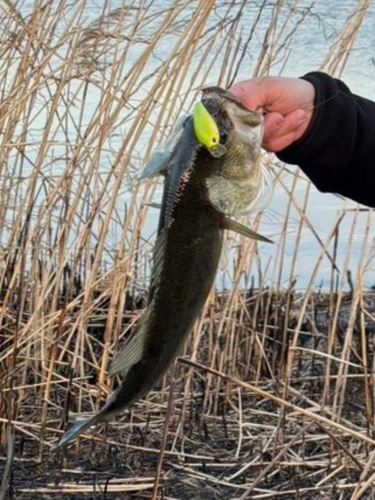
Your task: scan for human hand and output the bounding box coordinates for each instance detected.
[229,76,315,152]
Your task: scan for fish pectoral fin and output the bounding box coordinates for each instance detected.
[219,240,229,271]
[222,217,273,243]
[108,313,149,377]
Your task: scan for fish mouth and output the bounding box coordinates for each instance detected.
[201,86,264,145]
[202,86,263,124]
[202,86,249,111]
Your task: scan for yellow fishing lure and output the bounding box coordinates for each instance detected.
[193,102,226,157]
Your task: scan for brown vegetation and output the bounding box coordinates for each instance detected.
[0,0,374,498]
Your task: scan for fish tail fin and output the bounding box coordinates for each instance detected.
[54,412,103,451]
[54,313,152,451]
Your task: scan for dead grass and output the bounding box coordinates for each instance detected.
[0,0,374,499]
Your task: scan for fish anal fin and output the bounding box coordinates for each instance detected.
[222,217,273,243]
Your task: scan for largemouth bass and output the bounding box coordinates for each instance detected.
[55,87,272,450]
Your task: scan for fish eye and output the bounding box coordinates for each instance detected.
[212,137,217,143]
[220,131,228,143]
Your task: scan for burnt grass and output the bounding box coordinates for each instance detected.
[2,285,375,499]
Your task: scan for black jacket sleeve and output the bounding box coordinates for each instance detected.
[277,71,375,208]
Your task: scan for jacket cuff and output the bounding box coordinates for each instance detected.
[276,72,357,193]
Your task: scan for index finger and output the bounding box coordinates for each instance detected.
[229,78,272,112]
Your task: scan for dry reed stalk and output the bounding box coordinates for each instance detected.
[178,357,375,445]
[238,421,314,499]
[332,208,372,422]
[0,1,374,498]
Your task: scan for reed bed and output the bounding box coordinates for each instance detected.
[0,0,374,498]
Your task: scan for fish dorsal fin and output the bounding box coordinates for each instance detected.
[108,311,150,376]
[162,118,199,227]
[150,228,168,290]
[222,217,273,243]
[109,228,169,377]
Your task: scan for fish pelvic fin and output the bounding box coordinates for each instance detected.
[222,217,273,243]
[53,412,102,451]
[143,202,162,210]
[108,311,150,377]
